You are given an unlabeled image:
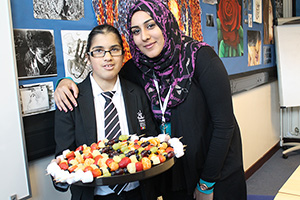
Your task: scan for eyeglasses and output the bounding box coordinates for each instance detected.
[87,48,123,58]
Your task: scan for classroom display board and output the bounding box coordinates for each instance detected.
[275,22,300,107]
[9,0,277,162]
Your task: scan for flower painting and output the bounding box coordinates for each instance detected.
[217,0,243,57]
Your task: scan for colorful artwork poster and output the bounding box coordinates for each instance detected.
[92,0,203,63]
[263,0,274,44]
[217,0,244,57]
[247,30,262,66]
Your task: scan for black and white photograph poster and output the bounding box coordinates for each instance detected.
[61,30,92,83]
[33,0,84,20]
[206,14,215,27]
[19,81,55,116]
[13,29,57,79]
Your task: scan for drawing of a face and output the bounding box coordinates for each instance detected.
[35,46,54,66]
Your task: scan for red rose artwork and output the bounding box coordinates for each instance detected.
[217,0,243,57]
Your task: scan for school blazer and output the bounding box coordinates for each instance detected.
[54,75,159,200]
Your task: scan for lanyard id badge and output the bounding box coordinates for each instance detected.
[154,79,171,135]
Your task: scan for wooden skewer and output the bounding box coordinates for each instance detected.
[138,134,146,138]
[183,145,187,148]
[55,179,68,183]
[178,136,183,140]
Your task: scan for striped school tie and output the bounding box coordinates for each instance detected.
[101,91,122,140]
[102,91,128,194]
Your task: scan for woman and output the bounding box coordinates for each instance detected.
[53,24,159,200]
[54,0,247,199]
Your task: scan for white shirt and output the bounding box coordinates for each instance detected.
[90,74,129,139]
[90,73,139,195]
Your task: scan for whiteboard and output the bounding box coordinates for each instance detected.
[275,22,300,107]
[0,0,31,199]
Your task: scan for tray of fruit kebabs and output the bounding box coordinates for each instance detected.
[47,134,185,186]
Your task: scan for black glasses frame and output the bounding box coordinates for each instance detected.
[87,49,123,58]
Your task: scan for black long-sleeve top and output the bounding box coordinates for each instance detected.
[120,46,244,195]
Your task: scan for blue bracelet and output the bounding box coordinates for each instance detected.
[199,179,215,188]
[196,183,214,194]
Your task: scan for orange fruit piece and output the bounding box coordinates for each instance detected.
[92,168,102,177]
[141,157,151,170]
[109,161,119,172]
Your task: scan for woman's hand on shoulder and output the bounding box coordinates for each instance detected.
[193,187,213,200]
[54,79,79,112]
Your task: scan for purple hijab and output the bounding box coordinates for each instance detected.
[127,0,208,121]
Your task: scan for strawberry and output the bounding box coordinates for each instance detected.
[65,151,75,159]
[165,147,174,153]
[118,157,131,168]
[67,156,75,163]
[59,162,68,170]
[158,154,166,163]
[90,143,98,151]
[76,145,84,151]
[94,155,103,165]
[83,153,93,160]
[145,144,153,151]
[83,166,93,172]
[135,162,143,172]
[105,158,114,167]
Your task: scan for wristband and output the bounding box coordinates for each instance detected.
[196,183,214,194]
[196,179,215,194]
[199,179,215,188]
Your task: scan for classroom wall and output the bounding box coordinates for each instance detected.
[233,81,280,170]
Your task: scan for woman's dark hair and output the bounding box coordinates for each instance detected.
[86,24,124,54]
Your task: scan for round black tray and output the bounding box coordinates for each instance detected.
[74,157,175,186]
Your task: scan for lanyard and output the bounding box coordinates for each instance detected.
[153,79,172,125]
